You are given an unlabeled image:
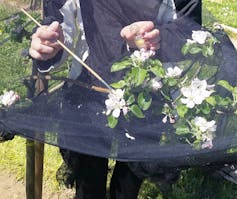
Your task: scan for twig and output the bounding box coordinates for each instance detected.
[48,82,64,94]
[21,8,112,91]
[24,75,110,93]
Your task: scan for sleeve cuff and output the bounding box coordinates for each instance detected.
[33,49,64,72]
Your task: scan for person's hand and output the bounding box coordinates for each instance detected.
[120,21,160,50]
[29,21,64,60]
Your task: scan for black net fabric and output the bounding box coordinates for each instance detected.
[1,3,237,177]
[1,83,237,168]
[1,24,237,169]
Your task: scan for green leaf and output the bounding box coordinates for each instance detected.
[167,78,177,87]
[214,95,231,107]
[227,147,237,154]
[111,58,132,72]
[185,61,201,80]
[181,43,190,55]
[218,80,234,92]
[198,64,218,80]
[150,66,165,78]
[192,140,201,150]
[107,115,118,128]
[130,104,145,118]
[200,102,211,115]
[175,125,190,135]
[110,80,126,89]
[206,96,216,106]
[218,97,232,106]
[137,92,152,111]
[177,60,193,71]
[131,67,147,86]
[202,46,214,57]
[232,87,237,102]
[189,46,202,54]
[176,104,188,118]
[150,59,163,68]
[126,94,135,105]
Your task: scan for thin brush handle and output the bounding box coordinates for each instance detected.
[21,8,112,90]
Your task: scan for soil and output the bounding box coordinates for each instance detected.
[0,172,25,199]
[0,171,75,199]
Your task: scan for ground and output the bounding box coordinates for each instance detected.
[0,172,25,199]
[0,171,75,199]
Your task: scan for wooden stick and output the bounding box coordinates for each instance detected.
[21,8,112,91]
[220,24,237,35]
[24,75,110,93]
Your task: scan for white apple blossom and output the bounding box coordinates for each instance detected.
[180,78,214,108]
[150,77,163,91]
[187,39,196,44]
[193,116,216,149]
[165,66,183,78]
[0,90,20,107]
[105,89,127,118]
[201,138,213,149]
[122,106,129,116]
[130,48,155,62]
[194,117,216,133]
[189,30,212,45]
[162,114,175,124]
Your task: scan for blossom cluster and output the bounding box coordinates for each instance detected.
[105,30,236,149]
[0,90,20,107]
[105,89,127,118]
[187,30,212,45]
[181,79,214,109]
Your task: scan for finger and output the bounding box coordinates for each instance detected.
[147,36,161,46]
[143,29,160,40]
[150,42,160,51]
[121,21,154,39]
[144,38,160,50]
[42,40,61,49]
[120,25,136,40]
[29,48,52,60]
[138,21,154,35]
[48,21,60,32]
[48,21,64,43]
[34,26,59,41]
[31,39,57,55]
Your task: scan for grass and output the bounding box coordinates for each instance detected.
[0,0,237,198]
[203,0,237,46]
[203,0,237,28]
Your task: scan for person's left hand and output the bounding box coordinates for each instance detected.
[120,21,160,50]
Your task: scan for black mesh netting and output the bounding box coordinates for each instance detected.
[1,26,237,170]
[1,4,237,183]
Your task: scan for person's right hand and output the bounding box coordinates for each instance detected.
[29,21,64,61]
[120,21,160,50]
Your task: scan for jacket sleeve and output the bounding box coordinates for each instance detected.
[33,0,79,73]
[174,0,202,24]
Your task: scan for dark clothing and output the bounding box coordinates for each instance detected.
[110,162,142,199]
[80,0,201,86]
[59,150,142,199]
[38,0,202,78]
[38,1,202,199]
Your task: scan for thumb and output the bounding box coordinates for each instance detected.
[48,21,60,32]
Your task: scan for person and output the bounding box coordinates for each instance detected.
[29,0,202,198]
